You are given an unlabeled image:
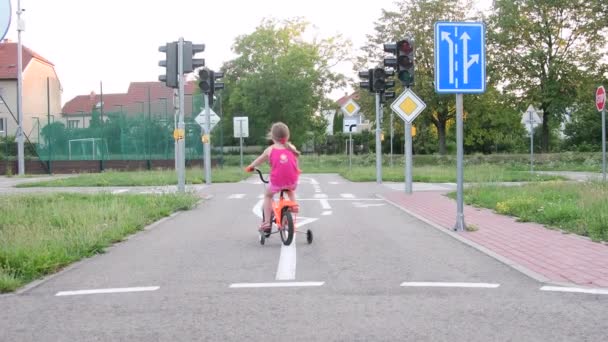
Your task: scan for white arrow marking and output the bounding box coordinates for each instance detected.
[460,32,479,84]
[441,31,455,84]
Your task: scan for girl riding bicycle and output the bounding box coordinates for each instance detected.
[245,122,301,233]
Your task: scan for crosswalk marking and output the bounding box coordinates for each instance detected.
[340,193,355,199]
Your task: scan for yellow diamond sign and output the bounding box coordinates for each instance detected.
[391,89,426,123]
[340,99,360,116]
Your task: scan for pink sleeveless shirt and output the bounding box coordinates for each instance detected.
[269,147,300,192]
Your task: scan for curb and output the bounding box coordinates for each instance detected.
[376,193,583,288]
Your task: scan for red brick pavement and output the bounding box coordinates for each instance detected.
[383,191,608,288]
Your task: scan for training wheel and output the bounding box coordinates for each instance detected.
[306,229,313,244]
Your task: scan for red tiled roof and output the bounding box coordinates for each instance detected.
[0,41,54,79]
[336,92,361,107]
[62,81,198,116]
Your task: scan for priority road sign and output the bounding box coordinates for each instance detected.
[390,88,427,123]
[597,86,606,112]
[341,98,360,116]
[434,22,486,94]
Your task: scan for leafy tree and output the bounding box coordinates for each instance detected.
[488,0,608,152]
[219,18,349,148]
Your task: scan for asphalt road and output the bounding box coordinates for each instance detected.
[1,173,606,341]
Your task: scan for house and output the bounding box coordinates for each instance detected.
[61,81,198,128]
[0,39,62,142]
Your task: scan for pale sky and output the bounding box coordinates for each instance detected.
[3,0,492,106]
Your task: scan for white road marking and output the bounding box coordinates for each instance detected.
[111,189,129,194]
[276,241,297,280]
[229,282,324,288]
[228,194,245,199]
[257,194,264,199]
[322,211,332,216]
[329,181,340,185]
[314,194,328,199]
[320,199,331,209]
[353,202,386,208]
[340,193,355,199]
[400,282,500,288]
[56,286,160,296]
[297,198,383,201]
[540,286,608,295]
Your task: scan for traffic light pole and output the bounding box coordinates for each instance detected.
[454,94,466,231]
[405,122,413,194]
[177,38,186,193]
[375,93,382,184]
[390,112,394,167]
[204,94,212,185]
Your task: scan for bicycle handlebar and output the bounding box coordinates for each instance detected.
[254,168,269,184]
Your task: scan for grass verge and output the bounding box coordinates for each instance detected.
[340,165,564,183]
[451,182,608,242]
[0,192,198,293]
[16,167,248,187]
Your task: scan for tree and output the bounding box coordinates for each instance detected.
[356,0,473,155]
[219,18,349,148]
[488,0,608,152]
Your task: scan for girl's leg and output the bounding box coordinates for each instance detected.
[286,190,299,213]
[261,188,274,230]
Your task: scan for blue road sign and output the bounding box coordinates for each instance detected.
[434,22,486,94]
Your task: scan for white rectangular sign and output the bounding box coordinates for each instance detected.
[233,117,249,138]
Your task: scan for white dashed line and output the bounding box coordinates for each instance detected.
[340,193,355,199]
[320,199,331,210]
[230,282,324,288]
[322,211,332,216]
[228,194,245,199]
[540,286,608,295]
[400,282,500,289]
[56,286,160,296]
[314,194,328,199]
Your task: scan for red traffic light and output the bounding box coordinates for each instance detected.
[399,40,413,54]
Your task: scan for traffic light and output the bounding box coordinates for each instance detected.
[209,70,224,107]
[159,42,178,88]
[397,39,415,87]
[358,69,374,93]
[183,42,205,73]
[198,68,211,93]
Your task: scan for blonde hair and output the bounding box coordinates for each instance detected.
[268,122,300,157]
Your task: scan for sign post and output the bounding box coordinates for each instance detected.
[390,88,427,194]
[435,21,486,232]
[522,105,541,173]
[341,99,361,172]
[233,117,249,170]
[195,107,220,185]
[597,86,606,182]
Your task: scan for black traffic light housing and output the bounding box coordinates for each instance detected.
[397,39,415,87]
[159,42,178,88]
[359,69,374,93]
[183,42,205,73]
[198,68,225,107]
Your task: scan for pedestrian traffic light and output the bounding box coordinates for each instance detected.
[372,67,386,93]
[198,68,211,93]
[183,42,205,73]
[159,42,178,88]
[397,39,415,87]
[383,91,395,102]
[358,69,374,93]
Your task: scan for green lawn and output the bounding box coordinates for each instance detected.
[16,167,248,187]
[453,182,608,242]
[339,165,564,183]
[0,192,198,293]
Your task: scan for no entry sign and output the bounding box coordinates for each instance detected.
[597,86,606,112]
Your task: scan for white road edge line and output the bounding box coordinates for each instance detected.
[56,286,160,296]
[540,286,608,295]
[400,282,500,288]
[230,282,325,288]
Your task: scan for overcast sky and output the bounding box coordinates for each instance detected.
[4,0,492,106]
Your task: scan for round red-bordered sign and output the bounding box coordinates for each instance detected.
[597,86,606,112]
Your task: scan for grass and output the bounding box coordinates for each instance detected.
[16,167,248,187]
[452,182,608,242]
[0,192,198,293]
[339,165,564,183]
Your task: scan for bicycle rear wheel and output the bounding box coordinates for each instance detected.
[279,209,294,246]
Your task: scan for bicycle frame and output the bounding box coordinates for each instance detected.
[254,169,297,228]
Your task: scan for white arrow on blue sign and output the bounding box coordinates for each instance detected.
[434,22,486,94]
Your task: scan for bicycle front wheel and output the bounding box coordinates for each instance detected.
[279,209,294,246]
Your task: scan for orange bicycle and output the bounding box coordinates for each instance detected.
[253,168,313,246]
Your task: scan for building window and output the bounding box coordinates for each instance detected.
[0,117,6,132]
[68,120,79,129]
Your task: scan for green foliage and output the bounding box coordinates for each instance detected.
[219,18,348,148]
[459,182,608,241]
[0,193,198,292]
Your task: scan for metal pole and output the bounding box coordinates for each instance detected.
[375,93,382,183]
[204,94,211,185]
[349,131,353,171]
[16,0,25,175]
[390,112,394,167]
[100,81,105,169]
[239,120,244,169]
[147,85,152,164]
[177,38,186,192]
[529,110,534,173]
[603,106,606,182]
[47,77,51,173]
[405,122,413,194]
[454,94,466,232]
[219,93,224,167]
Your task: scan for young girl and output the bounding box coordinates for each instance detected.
[245,122,301,232]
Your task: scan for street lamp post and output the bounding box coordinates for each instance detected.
[16,0,25,175]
